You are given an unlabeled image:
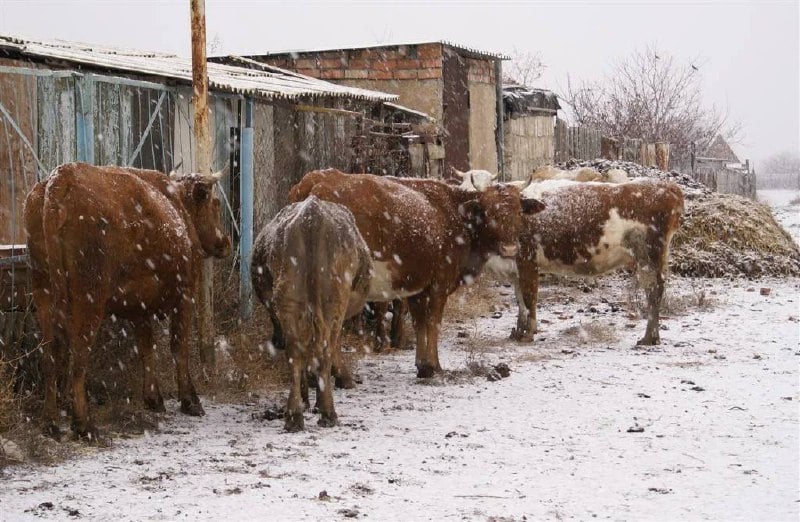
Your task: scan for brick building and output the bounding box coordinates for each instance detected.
[224,41,508,177]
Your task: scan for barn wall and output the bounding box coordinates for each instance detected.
[503,115,555,181]
[338,79,443,122]
[0,59,38,245]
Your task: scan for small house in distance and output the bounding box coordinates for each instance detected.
[502,83,560,181]
[695,135,756,198]
[226,41,508,177]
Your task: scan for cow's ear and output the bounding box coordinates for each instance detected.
[521,197,545,214]
[192,182,211,203]
[459,199,484,224]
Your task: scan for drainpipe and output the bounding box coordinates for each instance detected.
[494,58,505,181]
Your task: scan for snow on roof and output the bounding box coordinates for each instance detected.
[0,34,397,102]
[248,40,509,60]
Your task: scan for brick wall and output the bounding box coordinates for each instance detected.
[263,43,444,82]
[466,57,496,85]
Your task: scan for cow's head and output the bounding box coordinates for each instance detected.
[460,182,545,259]
[453,168,497,192]
[173,170,232,259]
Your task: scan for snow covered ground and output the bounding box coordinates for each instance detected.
[2,193,798,521]
[1,273,798,521]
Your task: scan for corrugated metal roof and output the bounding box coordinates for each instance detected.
[249,40,510,61]
[0,34,397,102]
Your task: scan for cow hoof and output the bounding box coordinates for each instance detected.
[43,422,63,440]
[144,396,166,413]
[416,364,441,379]
[72,423,106,445]
[317,414,338,428]
[636,336,660,346]
[284,412,305,432]
[334,375,356,390]
[510,329,535,343]
[180,399,205,417]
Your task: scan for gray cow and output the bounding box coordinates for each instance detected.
[251,196,372,431]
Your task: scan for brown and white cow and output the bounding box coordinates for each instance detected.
[250,196,372,431]
[481,178,684,345]
[288,169,544,378]
[24,162,231,439]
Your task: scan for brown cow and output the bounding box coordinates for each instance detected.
[24,162,231,439]
[288,169,544,378]
[482,178,684,345]
[250,196,372,431]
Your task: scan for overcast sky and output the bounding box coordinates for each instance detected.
[1,0,797,167]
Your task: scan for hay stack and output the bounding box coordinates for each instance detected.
[670,193,800,277]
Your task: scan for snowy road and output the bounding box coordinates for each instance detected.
[1,276,798,521]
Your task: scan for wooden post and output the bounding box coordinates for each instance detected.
[190,0,215,366]
[655,142,670,171]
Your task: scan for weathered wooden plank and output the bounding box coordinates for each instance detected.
[37,76,76,171]
[94,81,122,165]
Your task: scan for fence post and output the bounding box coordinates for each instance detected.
[75,74,95,164]
[239,98,254,320]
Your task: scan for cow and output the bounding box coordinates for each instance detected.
[288,169,544,378]
[24,162,231,440]
[250,196,372,431]
[453,166,629,193]
[481,178,684,345]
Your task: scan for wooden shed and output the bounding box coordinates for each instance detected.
[502,84,560,181]
[0,33,407,318]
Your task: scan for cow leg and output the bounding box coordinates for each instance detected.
[35,291,61,436]
[638,263,666,346]
[390,298,408,349]
[330,326,355,389]
[285,347,305,432]
[316,342,338,428]
[373,301,390,352]
[408,291,444,378]
[66,313,103,441]
[512,259,539,343]
[134,320,165,412]
[170,304,203,416]
[267,303,286,351]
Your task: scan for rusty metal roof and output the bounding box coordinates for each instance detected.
[0,34,397,102]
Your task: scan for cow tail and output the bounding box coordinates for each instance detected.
[42,173,71,341]
[303,206,327,365]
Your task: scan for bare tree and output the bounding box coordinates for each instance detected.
[559,45,741,166]
[759,151,800,189]
[503,48,545,86]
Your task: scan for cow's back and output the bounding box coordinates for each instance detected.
[252,197,371,343]
[40,163,194,317]
[523,179,684,275]
[288,170,453,299]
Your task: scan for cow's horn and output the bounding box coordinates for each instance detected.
[490,171,499,180]
[169,159,184,180]
[452,167,467,179]
[522,173,534,190]
[204,164,229,184]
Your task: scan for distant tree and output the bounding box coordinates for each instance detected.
[503,48,545,86]
[559,45,742,168]
[759,151,800,189]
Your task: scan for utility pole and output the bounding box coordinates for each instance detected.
[190,0,216,367]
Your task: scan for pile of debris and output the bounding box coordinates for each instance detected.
[556,158,800,278]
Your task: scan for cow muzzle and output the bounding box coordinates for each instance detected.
[499,243,519,258]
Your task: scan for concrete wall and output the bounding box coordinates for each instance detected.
[466,57,498,172]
